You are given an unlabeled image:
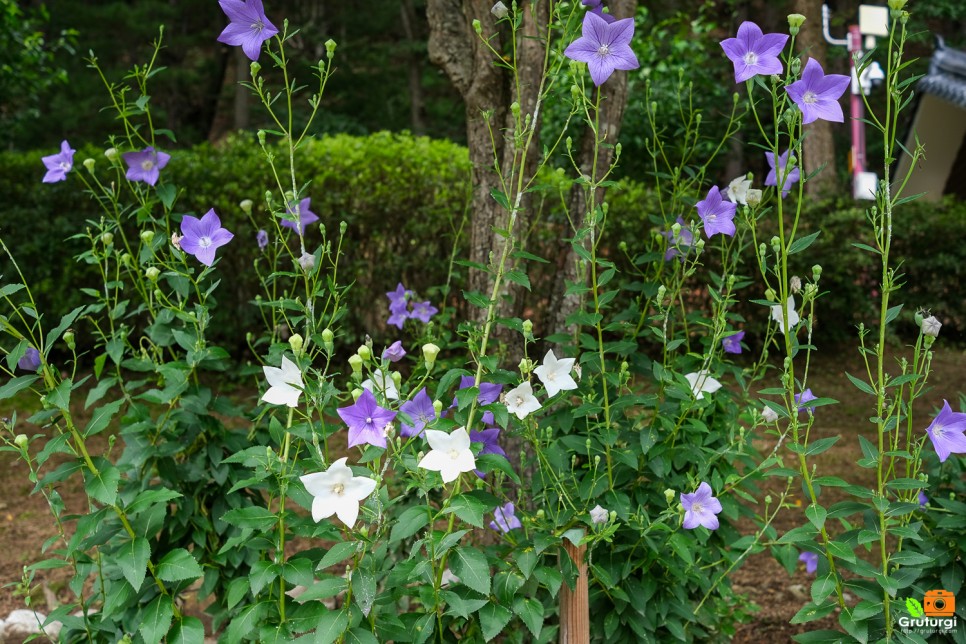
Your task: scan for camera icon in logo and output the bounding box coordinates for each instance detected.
[924,590,956,617]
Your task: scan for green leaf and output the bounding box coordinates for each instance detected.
[221,505,277,531]
[845,372,876,396]
[84,398,124,437]
[390,506,429,543]
[226,602,268,642]
[0,375,39,401]
[805,436,840,456]
[805,504,827,531]
[156,548,203,583]
[85,465,120,506]
[478,602,512,641]
[47,377,72,412]
[512,596,544,639]
[138,594,173,644]
[811,574,837,604]
[249,560,280,596]
[313,609,349,644]
[118,537,150,592]
[788,231,821,255]
[790,600,838,625]
[169,616,205,644]
[352,567,377,617]
[450,547,490,596]
[905,597,924,618]
[318,541,358,571]
[295,576,346,603]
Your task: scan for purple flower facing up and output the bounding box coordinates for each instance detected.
[720,21,789,83]
[489,502,522,533]
[662,217,694,261]
[795,388,818,413]
[471,427,508,478]
[179,209,234,266]
[722,331,745,354]
[217,0,279,62]
[695,186,737,238]
[411,301,439,324]
[681,482,723,530]
[765,150,801,198]
[399,387,436,438]
[387,283,411,306]
[122,147,171,187]
[799,551,819,575]
[17,347,41,372]
[924,400,966,463]
[281,197,319,235]
[785,58,850,124]
[387,298,410,330]
[564,12,639,86]
[382,341,406,363]
[338,389,397,449]
[42,141,75,183]
[256,229,269,250]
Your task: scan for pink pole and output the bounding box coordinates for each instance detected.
[849,25,865,183]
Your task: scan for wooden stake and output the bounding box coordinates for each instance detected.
[559,542,589,644]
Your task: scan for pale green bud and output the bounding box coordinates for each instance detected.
[348,354,363,374]
[321,328,334,344]
[289,334,304,355]
[325,39,337,58]
[104,147,118,161]
[787,13,806,35]
[257,130,267,146]
[765,288,777,302]
[812,264,822,281]
[101,232,114,246]
[433,400,443,415]
[391,371,402,388]
[351,388,363,401]
[63,329,75,351]
[14,434,28,449]
[83,158,95,173]
[770,236,781,253]
[522,319,533,335]
[618,241,628,252]
[422,343,440,369]
[357,345,372,362]
[240,199,253,215]
[145,266,160,281]
[664,488,676,504]
[472,18,482,33]
[250,61,261,77]
[140,230,155,245]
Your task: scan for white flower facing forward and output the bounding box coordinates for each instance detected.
[361,368,399,400]
[770,295,800,335]
[261,356,304,408]
[589,504,609,524]
[418,427,477,484]
[725,174,752,205]
[505,381,542,420]
[300,457,377,528]
[534,350,579,398]
[684,370,722,400]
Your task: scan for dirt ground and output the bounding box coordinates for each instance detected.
[0,344,963,641]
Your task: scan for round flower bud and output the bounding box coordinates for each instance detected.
[765,288,777,302]
[325,39,337,58]
[812,264,822,281]
[656,285,666,304]
[518,357,533,374]
[104,147,118,161]
[250,61,261,77]
[618,241,628,252]
[522,319,533,336]
[422,343,440,369]
[491,1,508,19]
[787,13,806,35]
[289,333,304,355]
[589,504,608,524]
[761,406,779,423]
[257,130,267,146]
[921,315,942,338]
[239,199,253,215]
[83,158,95,173]
[153,288,163,300]
[472,18,482,33]
[140,230,155,245]
[351,388,363,401]
[321,328,334,345]
[694,239,705,253]
[746,189,763,207]
[145,266,160,281]
[664,489,676,504]
[348,354,363,374]
[14,434,28,449]
[433,400,443,415]
[357,345,372,362]
[101,232,114,246]
[63,329,75,351]
[764,494,773,505]
[391,371,402,388]
[770,236,781,253]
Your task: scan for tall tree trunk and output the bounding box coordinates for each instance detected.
[400,0,426,134]
[794,0,839,196]
[548,0,637,339]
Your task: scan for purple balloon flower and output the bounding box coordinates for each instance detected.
[564,12,639,87]
[918,491,928,507]
[382,341,407,363]
[41,140,75,184]
[281,197,319,235]
[216,0,279,62]
[386,283,411,305]
[489,502,522,533]
[799,551,819,575]
[795,388,818,413]
[399,388,436,438]
[785,58,850,124]
[337,389,397,449]
[456,376,504,406]
[411,300,438,324]
[122,147,171,186]
[722,331,745,355]
[695,186,737,238]
[765,150,801,198]
[662,216,694,261]
[387,298,410,330]
[720,21,789,83]
[17,347,41,372]
[471,427,508,478]
[681,482,722,530]
[256,229,269,250]
[924,400,966,463]
[179,209,234,266]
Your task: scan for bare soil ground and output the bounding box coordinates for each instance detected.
[0,345,963,641]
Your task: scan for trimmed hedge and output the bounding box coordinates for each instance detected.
[2,134,964,352]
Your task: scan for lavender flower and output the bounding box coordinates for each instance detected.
[722,331,745,355]
[456,376,503,406]
[337,389,397,449]
[695,186,737,238]
[662,217,694,261]
[795,388,818,413]
[924,400,966,463]
[17,347,41,372]
[918,491,928,507]
[399,388,436,438]
[765,150,800,198]
[799,551,818,575]
[179,209,234,266]
[281,197,319,235]
[471,427,508,477]
[581,0,616,23]
[382,341,406,363]
[387,298,410,330]
[411,300,438,324]
[122,147,171,186]
[681,482,723,530]
[386,283,412,305]
[489,502,522,533]
[256,229,269,250]
[41,141,75,183]
[564,12,639,86]
[720,22,789,83]
[217,0,279,62]
[785,58,850,124]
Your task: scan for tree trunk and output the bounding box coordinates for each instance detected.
[400,0,426,134]
[794,0,839,197]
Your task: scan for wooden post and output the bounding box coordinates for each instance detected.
[559,542,589,644]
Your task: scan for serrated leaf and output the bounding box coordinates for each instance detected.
[155,548,203,583]
[512,596,543,638]
[118,537,150,592]
[450,547,490,596]
[905,597,924,617]
[138,594,173,644]
[478,602,512,642]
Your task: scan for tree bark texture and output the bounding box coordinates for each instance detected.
[793,0,839,197]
